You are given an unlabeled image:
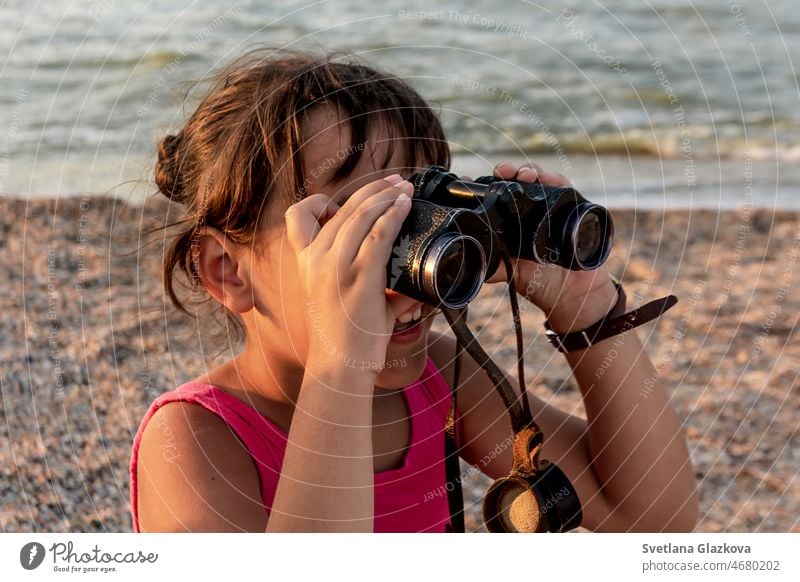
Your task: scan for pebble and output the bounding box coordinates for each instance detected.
[1,198,797,532]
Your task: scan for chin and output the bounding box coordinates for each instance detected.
[374,325,431,390]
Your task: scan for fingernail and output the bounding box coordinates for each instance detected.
[384,173,403,184]
[394,193,411,205]
[396,180,413,192]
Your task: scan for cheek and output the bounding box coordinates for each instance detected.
[276,263,305,327]
[253,237,306,329]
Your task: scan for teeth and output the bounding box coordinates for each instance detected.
[396,307,423,326]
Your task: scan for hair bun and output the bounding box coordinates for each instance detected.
[155,134,185,202]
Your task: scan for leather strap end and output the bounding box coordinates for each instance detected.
[545,293,678,353]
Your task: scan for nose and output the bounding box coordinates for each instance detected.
[385,289,406,301]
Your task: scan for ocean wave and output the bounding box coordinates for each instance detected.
[450,126,800,160]
[31,50,206,72]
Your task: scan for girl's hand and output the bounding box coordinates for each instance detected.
[285,175,413,374]
[485,161,618,333]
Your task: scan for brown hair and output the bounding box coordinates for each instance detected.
[154,47,450,346]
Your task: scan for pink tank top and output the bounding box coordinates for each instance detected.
[129,357,461,533]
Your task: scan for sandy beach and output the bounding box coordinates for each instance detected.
[0,193,797,533]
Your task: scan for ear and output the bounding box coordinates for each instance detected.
[191,226,254,314]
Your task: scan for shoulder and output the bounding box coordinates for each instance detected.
[136,400,267,532]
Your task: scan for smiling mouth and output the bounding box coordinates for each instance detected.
[392,307,440,333]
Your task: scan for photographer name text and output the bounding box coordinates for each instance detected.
[642,543,751,554]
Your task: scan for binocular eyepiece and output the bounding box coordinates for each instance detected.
[386,166,614,308]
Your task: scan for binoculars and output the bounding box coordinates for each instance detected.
[386,166,614,308]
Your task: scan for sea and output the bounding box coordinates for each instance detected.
[1,0,799,208]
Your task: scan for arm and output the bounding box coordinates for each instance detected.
[430,162,699,532]
[431,322,698,532]
[136,402,268,532]
[271,176,414,531]
[265,367,375,532]
[556,290,699,532]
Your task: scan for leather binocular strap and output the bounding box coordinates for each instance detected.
[441,306,535,435]
[440,250,541,532]
[544,292,678,353]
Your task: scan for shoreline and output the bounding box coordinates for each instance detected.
[1,195,798,532]
[4,152,800,210]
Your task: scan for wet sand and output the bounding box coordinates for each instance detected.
[1,194,797,532]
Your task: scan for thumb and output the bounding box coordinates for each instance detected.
[284,194,340,255]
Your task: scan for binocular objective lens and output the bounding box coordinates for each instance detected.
[437,240,470,300]
[568,205,612,270]
[424,234,486,309]
[575,211,602,265]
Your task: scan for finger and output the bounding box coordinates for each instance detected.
[537,170,572,187]
[516,165,540,183]
[516,163,571,186]
[493,161,518,180]
[459,175,474,182]
[484,259,510,284]
[353,192,413,268]
[315,174,406,249]
[284,194,340,255]
[334,182,414,261]
[522,161,547,179]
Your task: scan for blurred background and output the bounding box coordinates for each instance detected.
[1,0,798,533]
[2,0,800,207]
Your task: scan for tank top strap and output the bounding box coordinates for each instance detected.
[174,382,289,447]
[171,382,287,498]
[129,382,286,531]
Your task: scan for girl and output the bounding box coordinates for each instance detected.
[130,49,698,532]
